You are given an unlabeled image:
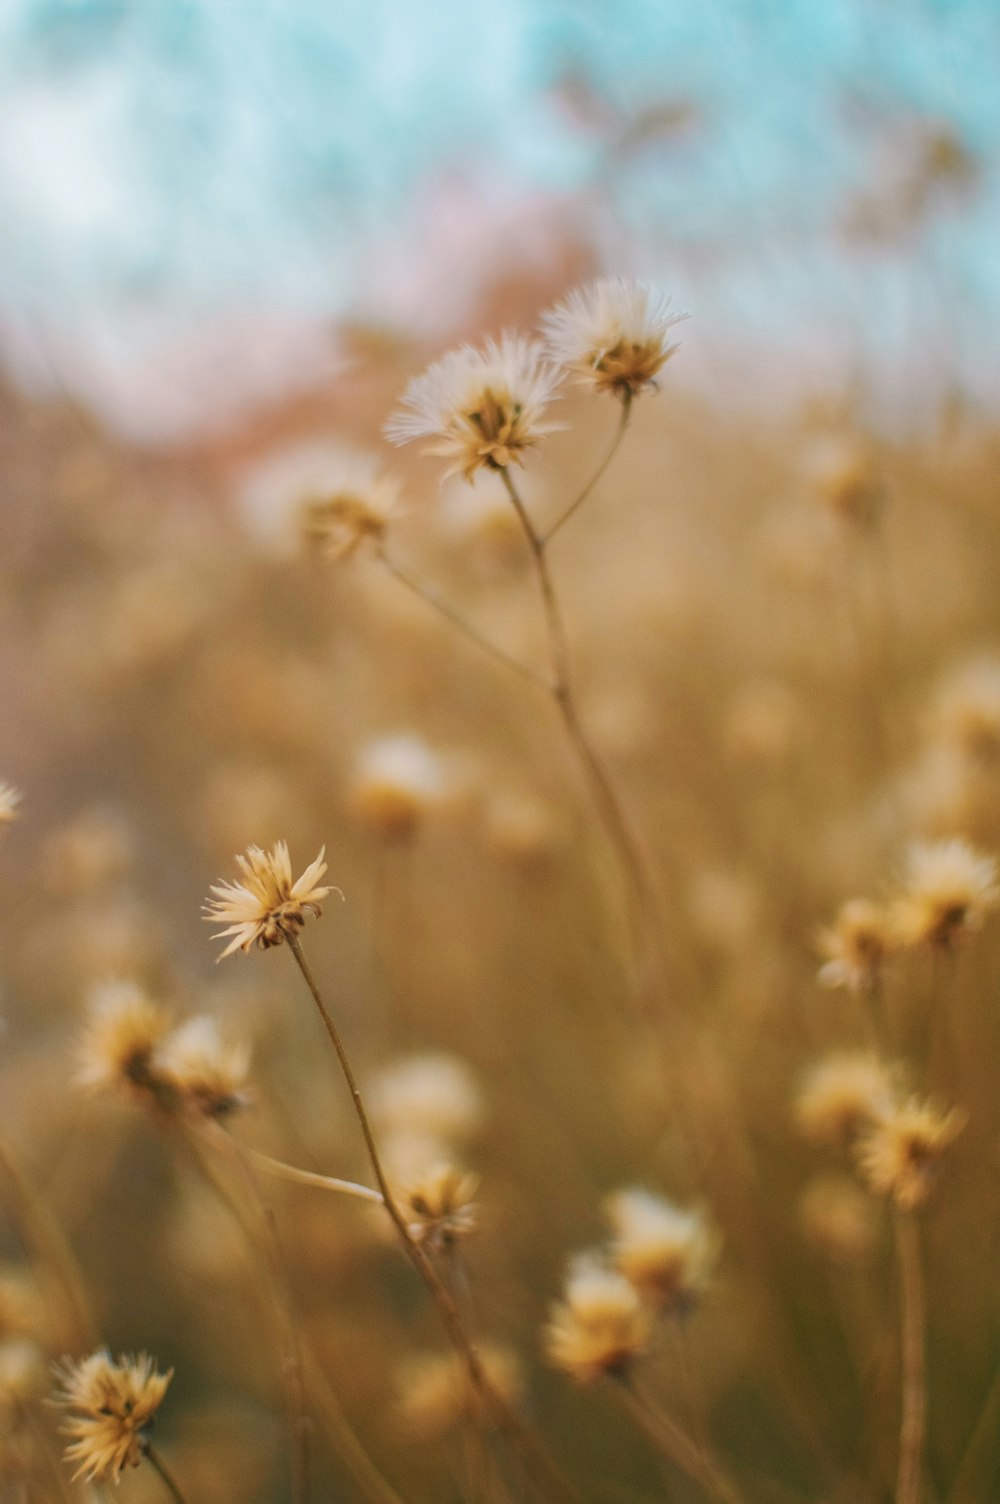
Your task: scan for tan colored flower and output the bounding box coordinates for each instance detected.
[856,1097,966,1210]
[891,837,999,948]
[398,1163,479,1249]
[544,1258,650,1383]
[932,657,1000,765]
[204,841,332,959]
[798,1175,877,1265]
[52,1349,172,1483]
[349,734,448,841]
[817,898,895,992]
[386,334,560,480]
[541,277,686,398]
[794,1052,896,1147]
[299,449,400,560]
[396,1343,522,1440]
[77,981,172,1102]
[154,1016,251,1118]
[605,1188,718,1315]
[0,781,21,829]
[804,435,882,525]
[369,1053,483,1145]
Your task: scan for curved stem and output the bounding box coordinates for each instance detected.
[286,937,579,1504]
[377,547,547,689]
[541,391,632,544]
[613,1375,746,1504]
[894,1211,926,1504]
[143,1443,188,1504]
[246,1147,384,1205]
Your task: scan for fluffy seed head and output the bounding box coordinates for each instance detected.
[799,1175,878,1265]
[154,1016,251,1118]
[52,1349,172,1483]
[77,981,172,1102]
[386,334,560,480]
[544,1257,651,1383]
[541,277,686,398]
[605,1188,718,1315]
[349,734,448,841]
[369,1053,483,1145]
[817,898,895,992]
[856,1097,966,1209]
[298,449,400,560]
[398,1163,479,1249]
[396,1343,522,1440]
[794,1052,896,1147]
[891,837,999,949]
[204,841,332,959]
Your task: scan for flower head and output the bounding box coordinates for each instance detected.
[298,449,400,560]
[891,837,999,949]
[604,1188,717,1315]
[77,981,172,1102]
[386,334,560,481]
[794,1052,896,1147]
[52,1350,172,1483]
[396,1344,521,1440]
[349,734,448,841]
[398,1163,479,1249]
[154,1016,251,1118]
[817,898,895,992]
[0,781,22,830]
[204,841,332,959]
[856,1097,966,1210]
[544,1257,650,1383]
[541,278,686,398]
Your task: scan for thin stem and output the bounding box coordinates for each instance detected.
[143,1443,188,1504]
[377,546,548,689]
[246,1147,384,1205]
[894,1210,927,1504]
[613,1375,746,1504]
[286,936,579,1504]
[541,391,632,544]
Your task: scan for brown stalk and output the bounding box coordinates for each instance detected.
[894,1210,926,1504]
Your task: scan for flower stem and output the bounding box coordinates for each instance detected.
[245,1147,384,1205]
[541,391,632,545]
[894,1210,927,1504]
[286,936,580,1504]
[613,1375,746,1504]
[143,1443,189,1504]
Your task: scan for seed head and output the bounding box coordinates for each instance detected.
[540,277,686,398]
[369,1053,483,1145]
[544,1257,650,1383]
[154,1016,251,1118]
[386,334,560,481]
[605,1188,718,1315]
[204,841,332,959]
[795,1052,896,1147]
[856,1097,966,1210]
[398,1163,479,1249]
[298,449,400,560]
[77,981,172,1102]
[349,734,448,841]
[891,837,999,949]
[52,1349,172,1483]
[817,898,895,993]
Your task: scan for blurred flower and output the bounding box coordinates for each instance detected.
[386,334,559,480]
[40,807,132,898]
[0,782,21,830]
[891,837,999,949]
[396,1343,522,1441]
[349,734,449,841]
[817,898,895,993]
[52,1349,172,1483]
[795,1052,895,1147]
[154,1016,251,1118]
[605,1188,717,1315]
[205,841,332,959]
[856,1097,965,1209]
[398,1163,479,1249]
[544,1258,650,1383]
[77,981,172,1103]
[299,449,400,560]
[798,1176,877,1265]
[932,657,1000,765]
[804,435,882,525]
[235,440,396,560]
[369,1053,483,1145]
[541,277,686,399]
[0,1338,46,1423]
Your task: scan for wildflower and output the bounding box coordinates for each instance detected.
[605,1188,717,1315]
[52,1349,172,1483]
[398,1164,479,1249]
[154,1016,251,1118]
[385,334,560,481]
[369,1054,483,1145]
[891,837,999,949]
[0,782,21,829]
[235,440,397,560]
[397,1343,521,1440]
[804,435,882,526]
[798,1176,877,1265]
[299,449,400,560]
[817,898,895,992]
[794,1052,895,1147]
[204,841,331,959]
[349,734,448,841]
[77,981,172,1102]
[540,277,686,398]
[856,1097,966,1210]
[933,657,1000,765]
[544,1257,650,1383]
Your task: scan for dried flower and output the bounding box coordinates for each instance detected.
[52,1349,172,1483]
[369,1054,483,1145]
[349,734,448,841]
[798,1175,877,1265]
[398,1164,479,1249]
[154,1016,251,1118]
[544,1258,650,1383]
[540,277,686,398]
[77,981,172,1102]
[386,334,560,481]
[856,1097,966,1210]
[299,449,400,560]
[891,837,999,949]
[204,841,332,959]
[605,1188,717,1315]
[0,782,21,829]
[932,657,1000,765]
[804,435,882,526]
[817,898,895,992]
[795,1052,896,1147]
[396,1343,521,1440]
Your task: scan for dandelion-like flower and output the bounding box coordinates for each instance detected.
[891,837,999,949]
[398,1163,479,1249]
[605,1188,717,1315]
[154,1016,251,1118]
[856,1097,966,1210]
[204,841,332,959]
[817,898,895,993]
[396,1343,522,1440]
[52,1349,172,1483]
[794,1052,896,1147]
[544,1257,650,1383]
[349,734,448,841]
[77,981,172,1102]
[0,781,21,829]
[540,277,686,398]
[299,449,400,561]
[386,334,560,481]
[933,657,1000,765]
[369,1053,483,1145]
